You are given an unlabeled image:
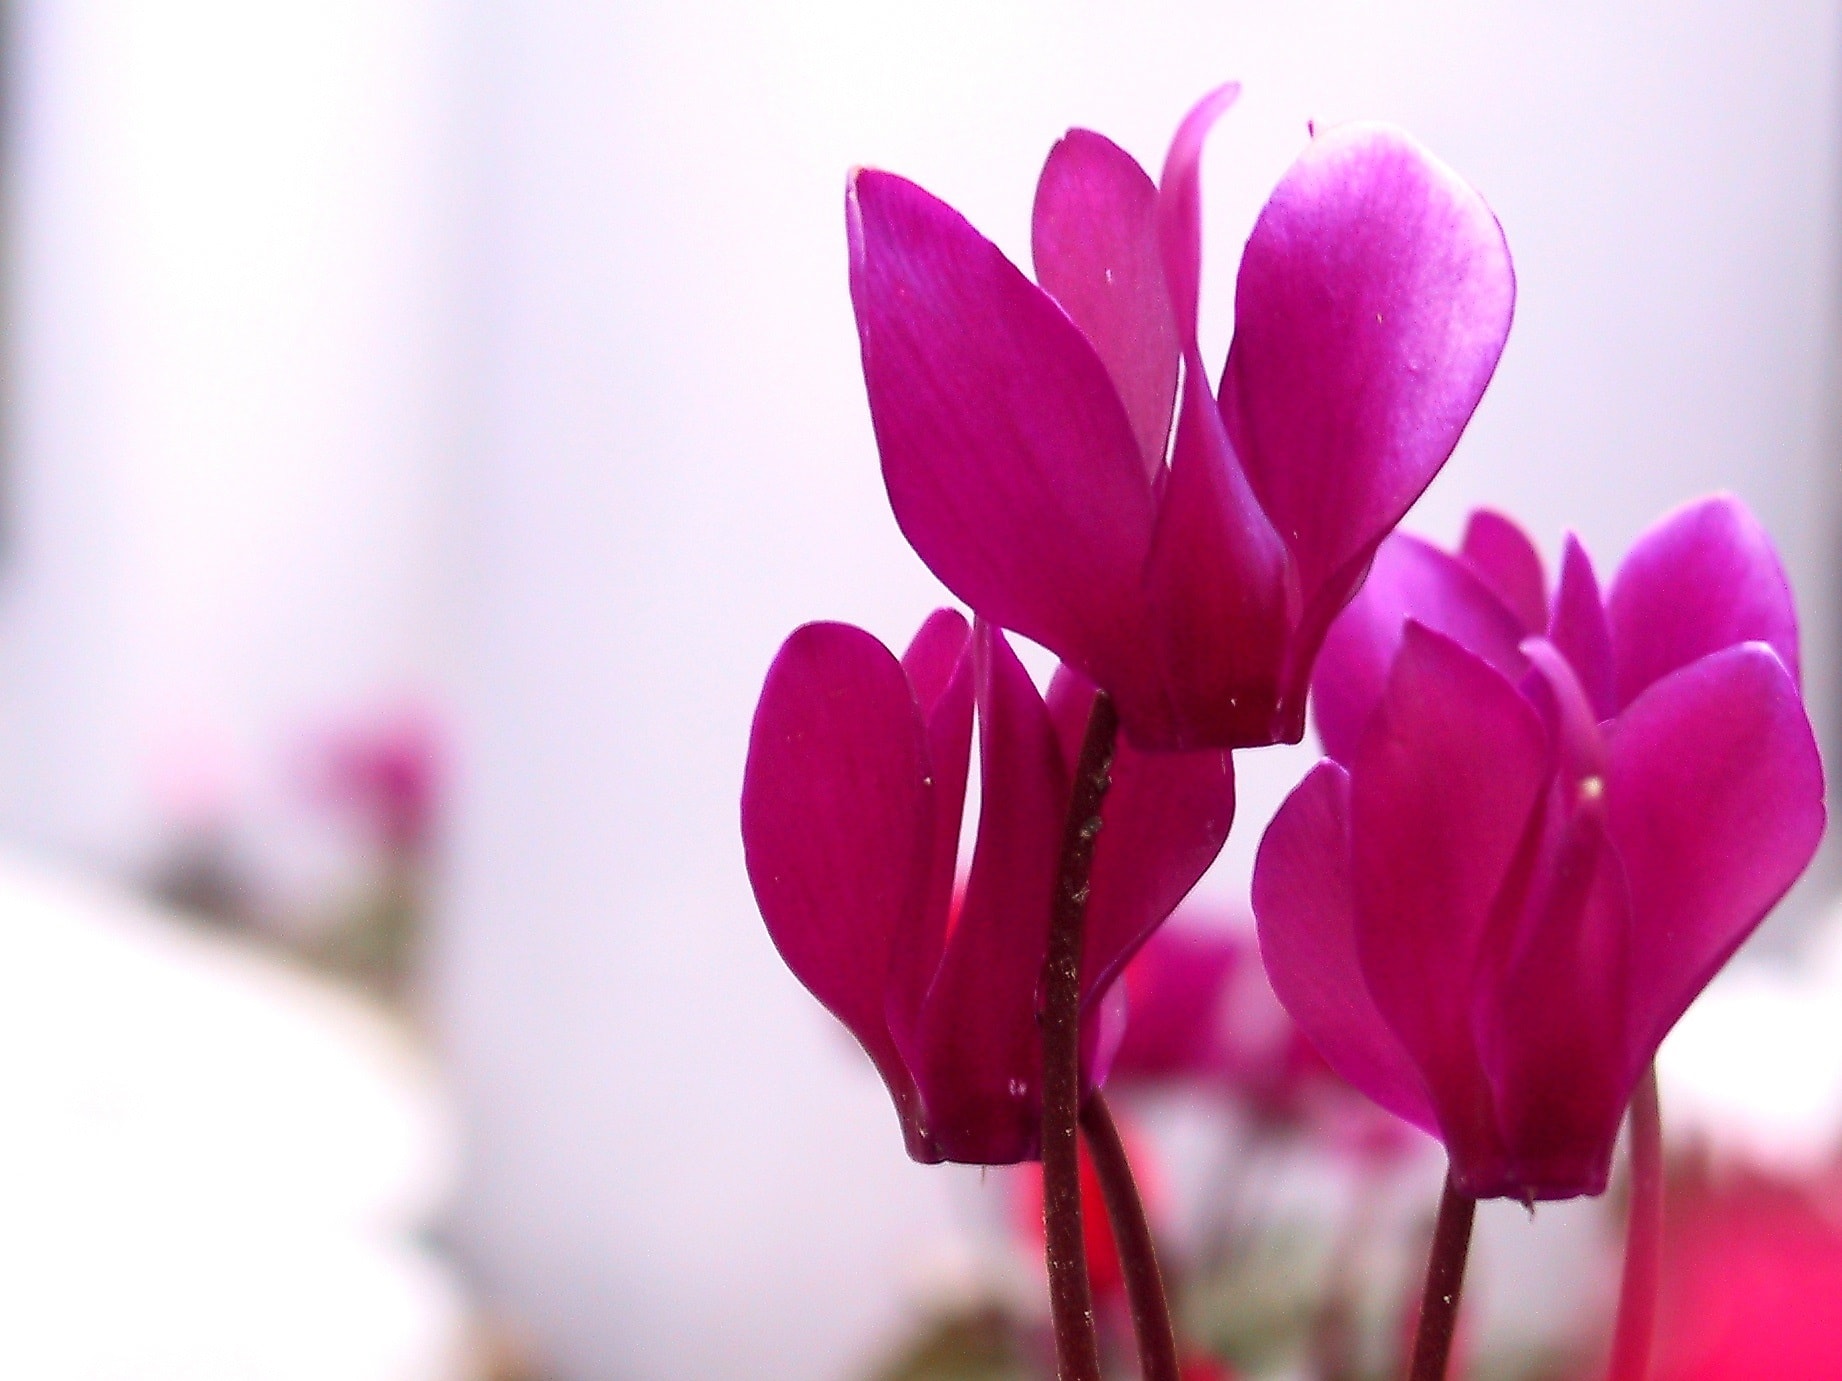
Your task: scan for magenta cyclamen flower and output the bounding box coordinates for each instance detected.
[1253,496,1825,1200]
[742,610,1233,1164]
[847,85,1516,750]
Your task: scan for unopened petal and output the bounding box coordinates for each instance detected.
[1033,130,1178,478]
[1253,760,1438,1134]
[848,169,1159,703]
[1607,494,1801,708]
[1606,642,1825,1074]
[1349,624,1548,1169]
[1547,536,1616,719]
[1223,123,1515,675]
[911,623,1068,1164]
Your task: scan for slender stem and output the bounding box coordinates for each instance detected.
[1406,1172,1476,1381]
[1041,691,1119,1381]
[1606,1065,1663,1381]
[1081,1093,1180,1381]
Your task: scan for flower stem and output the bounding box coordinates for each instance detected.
[1606,1065,1663,1381]
[1082,1092,1180,1381]
[1407,1171,1476,1381]
[1041,691,1119,1381]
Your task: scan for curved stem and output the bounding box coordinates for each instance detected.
[1041,692,1119,1381]
[1407,1172,1476,1381]
[1606,1065,1663,1381]
[1082,1093,1180,1381]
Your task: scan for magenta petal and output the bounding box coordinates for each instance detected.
[1253,760,1437,1134]
[847,170,1160,702]
[741,622,934,1146]
[1606,642,1826,1073]
[1111,923,1244,1082]
[1547,536,1616,719]
[1460,510,1548,633]
[1079,713,1235,1001]
[1139,361,1295,749]
[1607,495,1801,709]
[1155,82,1241,347]
[1223,124,1515,655]
[910,622,1067,1164]
[893,611,975,1051]
[1033,130,1179,478]
[1349,624,1549,1164]
[1312,534,1530,764]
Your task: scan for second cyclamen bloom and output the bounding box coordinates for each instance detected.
[742,611,1233,1165]
[1254,497,1825,1201]
[848,85,1515,750]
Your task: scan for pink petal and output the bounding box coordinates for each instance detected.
[1470,788,1632,1200]
[1041,665,1237,1005]
[1136,85,1294,750]
[910,622,1068,1164]
[741,622,935,1150]
[847,169,1160,706]
[1222,124,1515,673]
[1311,534,1529,764]
[1607,494,1801,709]
[1606,642,1825,1073]
[1547,536,1616,719]
[1081,708,1236,1001]
[1460,509,1547,633]
[1111,922,1245,1082]
[1349,624,1549,1167]
[1253,760,1437,1133]
[1033,130,1178,479]
[893,611,975,1051]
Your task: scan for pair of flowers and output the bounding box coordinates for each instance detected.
[742,85,1824,1202]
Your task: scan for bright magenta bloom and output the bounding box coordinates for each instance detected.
[847,86,1516,750]
[742,610,1233,1164]
[1254,497,1825,1200]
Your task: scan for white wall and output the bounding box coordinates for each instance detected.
[2,1,454,897]
[439,3,1842,1378]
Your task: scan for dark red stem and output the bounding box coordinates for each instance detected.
[1606,1065,1663,1381]
[1082,1092,1180,1381]
[1407,1171,1476,1381]
[1041,691,1118,1381]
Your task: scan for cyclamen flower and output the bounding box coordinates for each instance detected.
[847,85,1516,750]
[742,610,1233,1164]
[1253,496,1825,1200]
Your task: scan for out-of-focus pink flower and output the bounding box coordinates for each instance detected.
[1648,1175,1842,1381]
[1255,497,1825,1200]
[847,85,1515,750]
[742,611,1233,1164]
[1111,916,1414,1158]
[315,706,443,860]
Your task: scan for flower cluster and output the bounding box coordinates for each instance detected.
[1255,500,1824,1199]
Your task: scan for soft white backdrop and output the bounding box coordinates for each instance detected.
[4,3,1841,1379]
[437,3,1842,1378]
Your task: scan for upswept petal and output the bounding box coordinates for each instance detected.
[1033,130,1178,478]
[741,622,935,1142]
[1547,537,1616,719]
[1222,123,1515,654]
[1607,494,1801,708]
[1253,760,1437,1133]
[1460,509,1547,633]
[1140,84,1294,750]
[1349,623,1548,1166]
[1112,924,1243,1081]
[911,622,1068,1163]
[1311,534,1529,763]
[1605,642,1826,1074]
[893,611,974,1051]
[847,169,1159,703]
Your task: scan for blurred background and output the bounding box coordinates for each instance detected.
[3,2,1842,1378]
